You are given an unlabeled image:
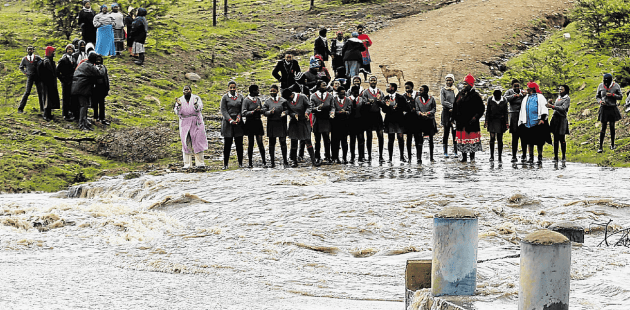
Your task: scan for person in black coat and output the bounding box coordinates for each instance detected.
[56,44,77,121]
[38,46,60,121]
[272,53,301,90]
[330,31,345,77]
[125,7,137,56]
[341,33,365,79]
[484,88,509,162]
[383,83,407,162]
[92,54,110,125]
[72,52,102,130]
[314,28,331,62]
[131,8,148,65]
[78,0,97,44]
[452,74,485,162]
[17,46,43,114]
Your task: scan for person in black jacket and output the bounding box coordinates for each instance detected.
[38,46,60,121]
[452,74,485,162]
[125,7,137,56]
[272,53,301,90]
[78,0,97,44]
[383,83,407,162]
[330,31,345,77]
[484,88,509,162]
[341,32,365,79]
[92,54,110,125]
[131,7,148,65]
[56,44,77,121]
[313,28,331,62]
[72,52,102,130]
[17,46,43,114]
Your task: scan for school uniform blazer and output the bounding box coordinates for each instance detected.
[596,83,623,107]
[314,36,331,61]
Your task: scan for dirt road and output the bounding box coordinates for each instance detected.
[368,0,571,95]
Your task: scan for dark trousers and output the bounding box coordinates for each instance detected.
[331,130,348,160]
[224,136,244,167]
[92,95,105,120]
[61,82,73,118]
[442,123,457,153]
[512,131,526,159]
[77,96,91,128]
[349,130,365,160]
[18,75,43,111]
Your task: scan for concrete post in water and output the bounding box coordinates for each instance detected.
[431,207,478,296]
[519,230,571,310]
[549,221,584,243]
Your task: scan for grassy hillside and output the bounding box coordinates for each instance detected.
[499,23,630,167]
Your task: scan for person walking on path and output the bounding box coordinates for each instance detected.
[596,73,623,152]
[281,89,322,168]
[484,88,509,162]
[314,28,331,62]
[78,0,96,44]
[110,3,125,56]
[357,25,372,82]
[38,46,60,122]
[131,8,148,65]
[331,86,352,164]
[440,74,458,158]
[341,32,365,79]
[504,79,527,163]
[220,81,245,169]
[242,84,267,168]
[17,46,43,114]
[72,52,102,131]
[330,31,345,77]
[310,80,334,163]
[56,44,77,121]
[452,74,485,163]
[263,85,289,168]
[383,83,407,163]
[348,85,365,162]
[415,85,438,163]
[518,81,551,164]
[272,53,301,91]
[91,54,110,125]
[175,86,208,169]
[546,85,570,162]
[361,76,385,162]
[93,5,116,56]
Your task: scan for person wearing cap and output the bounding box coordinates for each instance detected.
[452,74,485,162]
[38,46,60,121]
[242,84,267,168]
[93,4,116,56]
[546,85,570,162]
[110,3,125,56]
[56,44,77,121]
[220,81,245,169]
[300,57,321,94]
[415,85,438,163]
[281,88,322,167]
[330,31,345,77]
[596,73,623,152]
[311,80,333,163]
[17,46,43,114]
[175,86,207,169]
[484,88,509,162]
[361,76,385,162]
[348,85,365,162]
[272,53,301,90]
[131,8,148,65]
[314,28,331,62]
[518,81,551,164]
[78,0,96,44]
[504,78,527,162]
[440,74,458,158]
[357,25,372,82]
[263,85,289,168]
[125,7,137,57]
[341,32,366,79]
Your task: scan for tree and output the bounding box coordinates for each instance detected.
[32,0,82,40]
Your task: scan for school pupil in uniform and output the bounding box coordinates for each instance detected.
[314,28,331,62]
[17,46,43,114]
[348,85,365,162]
[484,88,509,162]
[361,76,385,162]
[440,74,458,157]
[281,88,322,168]
[518,81,551,164]
[242,84,267,168]
[263,85,289,168]
[452,74,485,163]
[596,73,623,152]
[310,80,333,163]
[546,85,570,162]
[415,85,438,163]
[383,83,407,163]
[56,44,77,121]
[174,86,208,168]
[403,81,419,162]
[220,81,245,169]
[504,79,527,162]
[125,7,137,56]
[331,86,352,163]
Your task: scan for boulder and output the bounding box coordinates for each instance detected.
[185,72,201,82]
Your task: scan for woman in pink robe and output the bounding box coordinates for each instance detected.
[174,86,208,168]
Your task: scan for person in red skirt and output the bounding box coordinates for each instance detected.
[452,74,485,162]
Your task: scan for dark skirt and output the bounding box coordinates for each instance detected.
[243,118,264,136]
[598,105,622,123]
[221,119,244,138]
[486,118,507,134]
[441,109,453,128]
[312,116,332,133]
[349,117,364,135]
[405,114,421,134]
[519,122,552,146]
[288,119,312,140]
[363,111,383,131]
[418,118,438,136]
[267,119,287,138]
[549,115,570,135]
[508,112,520,134]
[332,118,350,135]
[385,120,405,134]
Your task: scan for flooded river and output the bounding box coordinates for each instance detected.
[1,153,629,309]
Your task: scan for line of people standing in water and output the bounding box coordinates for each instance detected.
[176,63,628,169]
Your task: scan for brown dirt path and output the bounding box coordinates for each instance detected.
[368,0,571,95]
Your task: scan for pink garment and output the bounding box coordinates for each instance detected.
[175,94,208,154]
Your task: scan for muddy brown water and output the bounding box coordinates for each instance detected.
[1,153,629,309]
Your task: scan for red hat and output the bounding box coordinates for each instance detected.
[527,81,541,94]
[314,54,324,62]
[464,74,475,87]
[45,46,55,57]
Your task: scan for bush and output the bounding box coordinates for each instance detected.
[571,0,630,48]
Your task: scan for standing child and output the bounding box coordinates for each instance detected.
[310,80,333,163]
[17,46,43,114]
[348,85,365,162]
[546,85,570,162]
[484,88,509,162]
[242,85,267,168]
[131,8,148,65]
[263,85,289,168]
[125,7,137,56]
[383,83,407,163]
[220,81,245,169]
[415,85,438,163]
[282,89,322,167]
[331,86,352,163]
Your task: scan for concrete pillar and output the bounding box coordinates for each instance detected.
[406,259,432,309]
[549,221,584,243]
[519,230,571,310]
[431,207,478,296]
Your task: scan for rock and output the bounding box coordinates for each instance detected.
[578,82,586,91]
[185,72,201,82]
[563,33,571,40]
[144,95,161,105]
[581,109,591,117]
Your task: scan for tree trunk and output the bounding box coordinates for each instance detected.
[224,0,228,18]
[310,0,314,10]
[213,0,217,26]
